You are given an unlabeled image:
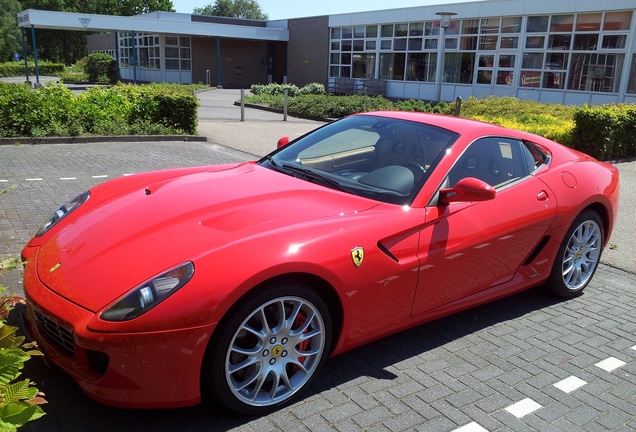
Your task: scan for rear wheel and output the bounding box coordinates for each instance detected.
[548,210,604,297]
[203,282,331,414]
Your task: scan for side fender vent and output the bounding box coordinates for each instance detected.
[378,242,399,263]
[523,235,551,266]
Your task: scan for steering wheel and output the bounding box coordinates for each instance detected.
[401,162,426,181]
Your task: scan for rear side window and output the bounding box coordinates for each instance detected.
[522,141,549,173]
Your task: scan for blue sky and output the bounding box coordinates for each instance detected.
[173,0,479,20]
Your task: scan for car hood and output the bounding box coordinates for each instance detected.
[35,163,379,312]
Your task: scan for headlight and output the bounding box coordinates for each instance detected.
[35,191,90,237]
[101,262,195,322]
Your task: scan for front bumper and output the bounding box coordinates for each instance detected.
[23,248,216,409]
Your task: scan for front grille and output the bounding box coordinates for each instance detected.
[33,309,75,356]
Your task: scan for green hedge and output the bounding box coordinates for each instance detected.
[572,104,636,160]
[0,61,65,78]
[459,97,576,147]
[0,82,199,137]
[251,82,326,97]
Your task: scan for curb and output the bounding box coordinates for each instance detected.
[0,135,208,146]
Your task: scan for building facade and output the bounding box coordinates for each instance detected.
[327,0,636,105]
[19,0,636,104]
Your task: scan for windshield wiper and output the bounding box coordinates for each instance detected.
[280,164,357,194]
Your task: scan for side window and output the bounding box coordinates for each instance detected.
[521,140,549,173]
[448,137,530,188]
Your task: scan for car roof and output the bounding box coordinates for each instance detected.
[355,111,522,138]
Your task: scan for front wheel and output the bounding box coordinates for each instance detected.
[203,282,331,414]
[547,210,604,298]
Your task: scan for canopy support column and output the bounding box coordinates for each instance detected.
[30,25,40,87]
[21,28,29,84]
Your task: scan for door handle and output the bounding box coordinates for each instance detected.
[537,190,549,201]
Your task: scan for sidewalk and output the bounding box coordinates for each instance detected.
[196,88,324,157]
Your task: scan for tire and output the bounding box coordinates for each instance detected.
[202,281,332,415]
[547,210,604,298]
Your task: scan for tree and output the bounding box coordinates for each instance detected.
[96,0,175,16]
[0,0,23,62]
[14,0,175,65]
[194,0,268,20]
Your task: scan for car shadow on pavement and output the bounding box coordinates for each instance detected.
[14,285,563,432]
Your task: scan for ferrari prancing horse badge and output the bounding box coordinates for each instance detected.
[351,247,364,267]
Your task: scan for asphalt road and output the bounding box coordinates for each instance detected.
[0,89,634,431]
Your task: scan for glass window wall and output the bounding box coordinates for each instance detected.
[328,10,632,95]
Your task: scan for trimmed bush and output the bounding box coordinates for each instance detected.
[251,83,301,97]
[572,104,636,160]
[299,83,326,95]
[395,99,453,115]
[460,96,576,146]
[0,61,65,78]
[0,82,199,137]
[85,53,117,84]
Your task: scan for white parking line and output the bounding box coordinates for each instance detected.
[25,178,43,181]
[92,175,108,179]
[452,422,489,432]
[554,376,586,393]
[505,398,542,418]
[595,357,626,372]
[60,177,77,180]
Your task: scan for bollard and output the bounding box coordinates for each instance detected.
[454,96,462,116]
[240,89,245,122]
[283,89,288,122]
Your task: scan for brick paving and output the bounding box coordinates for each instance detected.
[1,117,634,431]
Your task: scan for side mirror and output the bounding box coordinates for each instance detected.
[439,177,496,204]
[277,136,290,148]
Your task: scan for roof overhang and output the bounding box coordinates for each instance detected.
[17,9,289,41]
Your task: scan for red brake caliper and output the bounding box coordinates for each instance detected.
[291,311,309,372]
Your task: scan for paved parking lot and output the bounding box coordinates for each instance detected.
[0,91,634,431]
[1,140,634,432]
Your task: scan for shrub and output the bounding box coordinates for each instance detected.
[459,96,576,146]
[284,94,395,118]
[0,82,81,137]
[0,256,46,431]
[299,83,326,95]
[85,53,117,84]
[251,83,301,97]
[572,104,636,160]
[395,99,453,115]
[0,82,199,137]
[0,61,65,78]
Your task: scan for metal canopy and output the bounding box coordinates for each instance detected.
[17,10,289,41]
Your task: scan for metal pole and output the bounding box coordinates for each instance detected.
[240,89,245,122]
[283,89,288,121]
[21,28,29,84]
[435,12,457,103]
[216,37,221,87]
[435,25,446,102]
[30,25,40,87]
[132,31,137,84]
[454,96,462,116]
[114,32,121,82]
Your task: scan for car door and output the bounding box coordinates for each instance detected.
[412,136,557,315]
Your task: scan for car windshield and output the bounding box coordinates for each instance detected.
[259,115,459,205]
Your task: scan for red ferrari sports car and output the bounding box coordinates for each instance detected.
[22,112,619,414]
